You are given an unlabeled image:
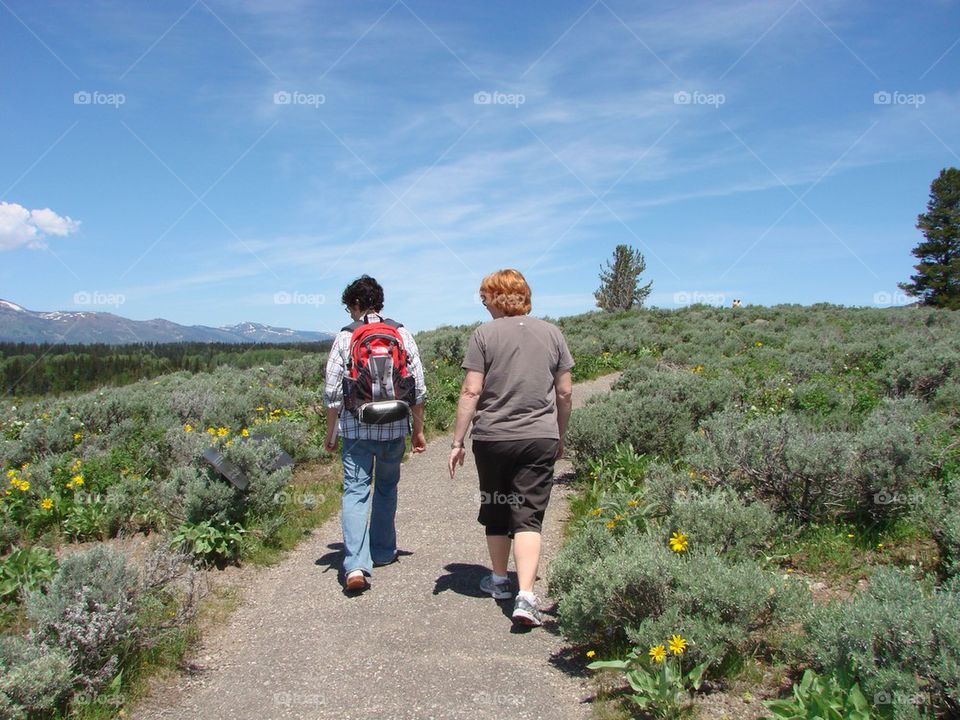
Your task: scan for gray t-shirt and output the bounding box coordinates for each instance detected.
[462,315,575,441]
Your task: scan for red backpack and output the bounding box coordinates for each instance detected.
[341,316,417,424]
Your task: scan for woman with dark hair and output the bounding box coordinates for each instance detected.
[324,275,427,592]
[448,269,574,626]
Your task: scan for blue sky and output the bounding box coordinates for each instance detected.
[1,0,958,335]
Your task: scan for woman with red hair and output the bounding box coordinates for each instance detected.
[448,269,574,626]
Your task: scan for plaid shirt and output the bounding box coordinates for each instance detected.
[323,313,427,441]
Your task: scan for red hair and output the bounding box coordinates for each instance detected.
[479,269,532,316]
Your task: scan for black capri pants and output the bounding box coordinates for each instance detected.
[472,438,559,537]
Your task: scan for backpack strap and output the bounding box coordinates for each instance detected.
[340,316,403,333]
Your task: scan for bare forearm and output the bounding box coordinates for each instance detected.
[325,407,339,433]
[452,393,479,445]
[412,403,424,434]
[557,397,572,438]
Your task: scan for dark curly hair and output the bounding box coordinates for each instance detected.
[341,275,384,312]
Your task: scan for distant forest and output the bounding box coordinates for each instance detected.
[0,341,331,398]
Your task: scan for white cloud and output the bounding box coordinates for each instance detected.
[0,202,80,250]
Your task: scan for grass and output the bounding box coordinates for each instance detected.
[772,519,939,584]
[241,461,343,567]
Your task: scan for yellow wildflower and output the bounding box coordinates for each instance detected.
[256,406,265,412]
[5,469,15,478]
[649,645,667,663]
[590,507,602,517]
[669,531,689,553]
[71,474,84,486]
[40,498,53,510]
[207,427,216,436]
[627,499,639,507]
[184,424,193,433]
[241,428,250,437]
[669,634,687,655]
[605,521,617,530]
[217,427,229,437]
[73,432,82,441]
[755,341,763,347]
[18,480,29,492]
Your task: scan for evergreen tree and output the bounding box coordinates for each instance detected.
[899,167,960,309]
[594,244,653,312]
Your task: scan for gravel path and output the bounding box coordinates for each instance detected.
[132,374,618,720]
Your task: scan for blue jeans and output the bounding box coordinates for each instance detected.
[340,436,406,576]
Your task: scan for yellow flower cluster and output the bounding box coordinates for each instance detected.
[669,531,689,553]
[648,634,687,663]
[6,465,32,493]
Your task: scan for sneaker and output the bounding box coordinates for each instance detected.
[345,570,369,592]
[512,594,543,626]
[479,574,513,600]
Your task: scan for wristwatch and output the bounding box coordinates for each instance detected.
[451,441,464,449]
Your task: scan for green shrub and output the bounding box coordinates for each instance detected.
[852,398,943,522]
[805,567,960,718]
[665,488,783,563]
[0,546,58,604]
[763,668,877,720]
[172,520,245,564]
[0,636,73,718]
[549,524,809,670]
[685,402,942,524]
[25,545,138,695]
[685,409,855,522]
[568,365,733,463]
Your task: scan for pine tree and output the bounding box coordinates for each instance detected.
[594,244,653,312]
[899,167,960,309]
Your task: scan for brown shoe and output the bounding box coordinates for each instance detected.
[345,570,369,592]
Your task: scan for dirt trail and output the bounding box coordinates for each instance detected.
[131,374,618,720]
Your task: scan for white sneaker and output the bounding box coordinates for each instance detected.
[512,593,543,626]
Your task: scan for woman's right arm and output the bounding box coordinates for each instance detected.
[448,369,484,478]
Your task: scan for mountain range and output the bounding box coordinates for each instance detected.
[0,299,334,345]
